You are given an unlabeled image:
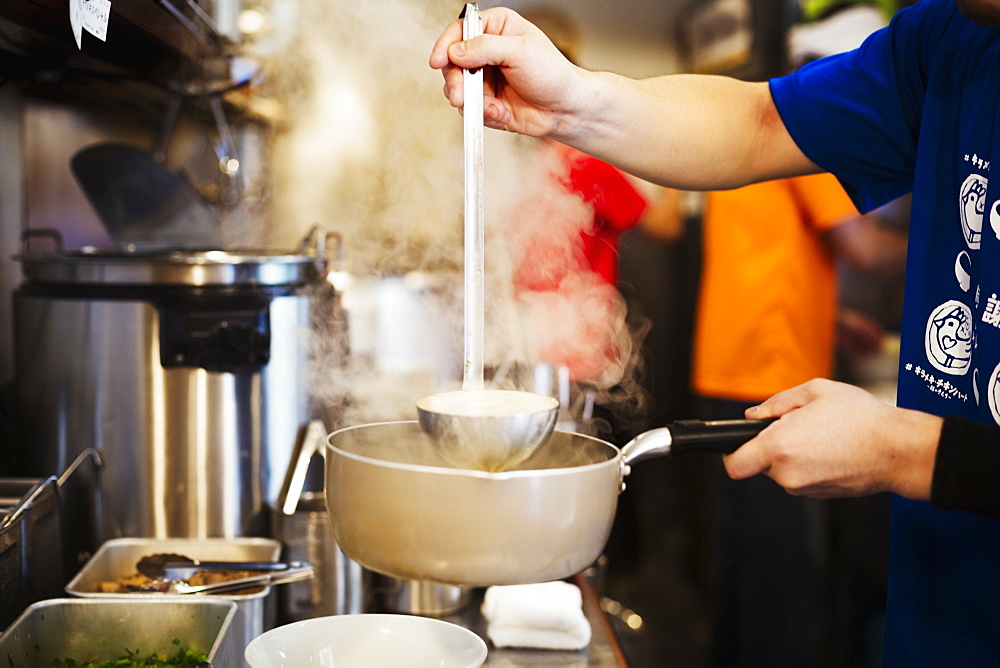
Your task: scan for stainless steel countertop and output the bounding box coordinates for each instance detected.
[439,573,628,667]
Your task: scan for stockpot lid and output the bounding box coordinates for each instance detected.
[15,228,335,287]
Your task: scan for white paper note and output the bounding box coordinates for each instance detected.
[69,0,84,49]
[69,0,112,48]
[82,0,111,41]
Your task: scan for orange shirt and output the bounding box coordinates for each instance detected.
[692,173,858,402]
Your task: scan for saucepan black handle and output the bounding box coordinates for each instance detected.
[668,418,776,456]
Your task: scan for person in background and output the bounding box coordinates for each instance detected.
[696,173,907,667]
[430,0,1000,663]
[826,193,913,668]
[694,7,909,665]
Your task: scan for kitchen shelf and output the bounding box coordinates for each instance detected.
[0,0,225,82]
[0,0,275,125]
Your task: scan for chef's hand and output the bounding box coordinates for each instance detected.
[726,378,942,501]
[429,7,589,137]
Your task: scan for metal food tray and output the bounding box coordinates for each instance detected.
[0,477,62,630]
[0,597,237,666]
[66,537,282,666]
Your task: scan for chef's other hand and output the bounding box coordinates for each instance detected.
[726,378,942,501]
[429,7,588,137]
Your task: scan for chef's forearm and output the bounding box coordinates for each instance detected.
[553,73,819,191]
[931,415,1000,520]
[880,407,941,502]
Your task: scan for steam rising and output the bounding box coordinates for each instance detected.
[263,0,464,274]
[500,142,635,388]
[256,1,648,431]
[487,137,650,428]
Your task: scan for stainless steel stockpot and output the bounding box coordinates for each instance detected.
[13,228,344,538]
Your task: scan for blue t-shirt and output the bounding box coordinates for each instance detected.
[770,0,1000,664]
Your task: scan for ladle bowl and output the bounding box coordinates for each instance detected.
[416,389,559,471]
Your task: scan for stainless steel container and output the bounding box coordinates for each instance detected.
[66,537,281,667]
[0,476,62,628]
[375,576,472,617]
[270,492,368,621]
[0,598,238,666]
[270,419,368,621]
[0,450,103,627]
[12,228,345,538]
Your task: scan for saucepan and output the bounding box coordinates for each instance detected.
[324,418,772,586]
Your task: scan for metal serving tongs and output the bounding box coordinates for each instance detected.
[136,552,312,581]
[144,562,316,595]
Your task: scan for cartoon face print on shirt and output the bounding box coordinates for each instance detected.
[990,198,1000,241]
[925,300,974,374]
[955,251,973,292]
[960,174,988,248]
[988,362,1000,425]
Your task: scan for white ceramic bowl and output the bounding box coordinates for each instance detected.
[244,614,488,668]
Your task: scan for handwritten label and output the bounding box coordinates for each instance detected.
[69,0,112,49]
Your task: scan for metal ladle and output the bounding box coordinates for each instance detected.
[417,389,559,472]
[417,4,560,472]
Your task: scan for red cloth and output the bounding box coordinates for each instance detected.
[559,144,648,284]
[508,143,647,384]
[512,144,648,292]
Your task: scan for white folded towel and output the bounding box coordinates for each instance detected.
[481,581,592,650]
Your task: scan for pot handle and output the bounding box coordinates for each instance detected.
[18,228,63,257]
[56,448,103,487]
[668,418,776,456]
[622,418,775,465]
[0,476,58,530]
[276,419,327,515]
[298,225,345,280]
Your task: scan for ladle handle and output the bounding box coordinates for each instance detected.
[461,2,485,391]
[669,418,776,456]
